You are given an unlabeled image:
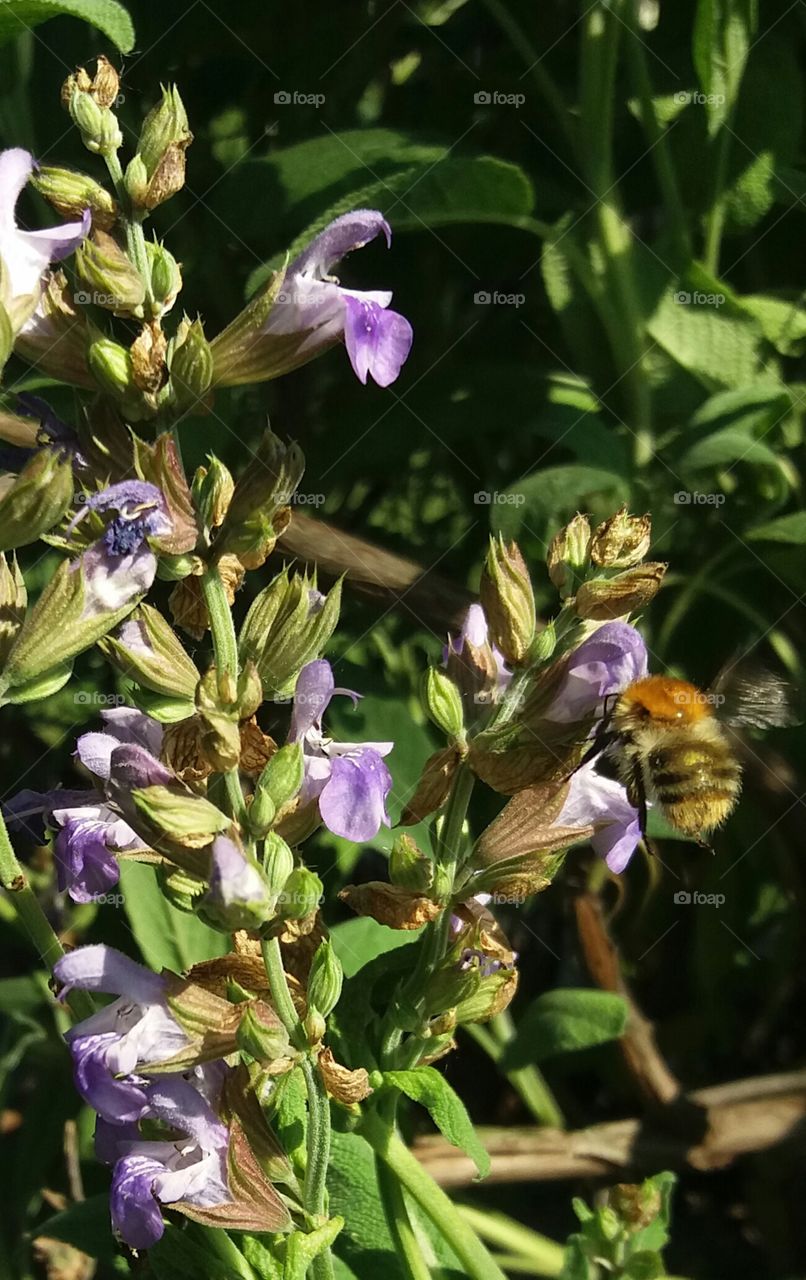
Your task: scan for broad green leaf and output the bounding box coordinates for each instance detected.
[383,1066,490,1177]
[330,917,419,979]
[692,0,757,135]
[747,512,806,544]
[118,861,227,973]
[679,425,782,470]
[0,974,47,1013]
[0,0,135,52]
[490,465,630,539]
[647,277,767,391]
[150,1224,252,1280]
[38,1195,118,1262]
[688,383,792,436]
[740,295,806,357]
[328,1130,402,1274]
[501,989,628,1071]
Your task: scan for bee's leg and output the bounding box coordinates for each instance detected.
[564,730,617,781]
[626,762,649,841]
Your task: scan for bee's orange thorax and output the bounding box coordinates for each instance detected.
[620,675,712,723]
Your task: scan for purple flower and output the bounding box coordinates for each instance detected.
[289,659,393,842]
[203,835,271,929]
[264,210,413,387]
[546,622,648,724]
[69,481,172,617]
[52,803,140,903]
[0,148,89,330]
[444,602,512,694]
[76,706,164,781]
[54,946,190,1124]
[95,1073,229,1249]
[556,762,642,873]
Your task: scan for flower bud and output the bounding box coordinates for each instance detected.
[237,1002,292,1063]
[147,242,182,318]
[307,940,344,1020]
[239,569,341,699]
[99,603,199,701]
[193,456,234,532]
[157,861,207,913]
[249,745,304,837]
[389,832,433,893]
[278,865,322,921]
[170,317,213,413]
[531,619,556,663]
[31,165,117,231]
[262,832,294,897]
[590,507,651,568]
[216,429,304,570]
[131,785,230,850]
[201,835,273,932]
[574,563,667,620]
[75,230,146,315]
[134,85,192,211]
[0,555,26,666]
[479,536,536,666]
[304,1009,327,1047]
[0,450,73,551]
[547,514,591,596]
[67,88,122,155]
[88,337,134,398]
[424,666,465,741]
[124,155,148,205]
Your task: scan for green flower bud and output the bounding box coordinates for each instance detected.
[238,569,341,699]
[193,456,234,532]
[98,603,200,701]
[131,785,230,849]
[68,89,122,155]
[424,666,465,741]
[124,155,148,205]
[278,866,322,920]
[135,85,192,211]
[251,745,304,835]
[479,535,536,666]
[147,242,182,317]
[3,661,72,706]
[546,514,591,596]
[237,1003,291,1063]
[388,832,433,893]
[0,450,73,551]
[88,337,134,398]
[157,861,208,913]
[31,165,117,231]
[216,428,303,569]
[307,940,344,1020]
[304,1009,327,1046]
[0,555,26,666]
[531,619,556,663]
[75,230,146,315]
[262,832,294,897]
[170,317,213,412]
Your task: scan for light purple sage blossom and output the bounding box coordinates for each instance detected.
[289,659,393,842]
[68,481,172,616]
[546,621,648,724]
[51,803,140,903]
[0,148,89,329]
[264,210,413,387]
[556,761,642,874]
[444,602,512,695]
[203,835,271,929]
[95,1072,229,1249]
[53,946,191,1124]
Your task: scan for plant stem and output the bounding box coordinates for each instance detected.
[103,149,154,309]
[0,811,94,1020]
[465,1013,565,1128]
[456,1205,565,1277]
[201,567,247,826]
[704,126,732,275]
[261,936,334,1280]
[376,1159,432,1280]
[361,1111,508,1280]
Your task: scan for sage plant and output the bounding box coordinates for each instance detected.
[0,61,677,1280]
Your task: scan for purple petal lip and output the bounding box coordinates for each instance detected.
[290,210,392,278]
[546,621,648,723]
[318,748,392,842]
[53,944,165,1002]
[343,293,413,387]
[556,762,642,874]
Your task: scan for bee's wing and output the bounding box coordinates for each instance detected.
[709,658,798,729]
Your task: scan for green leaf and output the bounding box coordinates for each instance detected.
[383,1066,490,1178]
[0,0,135,52]
[647,274,767,391]
[38,1195,118,1262]
[692,0,757,135]
[328,1131,402,1275]
[330,917,419,979]
[679,425,781,470]
[739,295,806,357]
[118,861,228,972]
[747,511,806,544]
[501,989,629,1071]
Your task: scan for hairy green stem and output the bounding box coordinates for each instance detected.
[456,1205,564,1277]
[704,126,733,275]
[465,1012,565,1128]
[0,811,94,1020]
[103,149,154,309]
[361,1111,508,1280]
[201,567,247,826]
[376,1159,432,1280]
[261,937,334,1280]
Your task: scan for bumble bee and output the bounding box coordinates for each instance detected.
[591,667,793,843]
